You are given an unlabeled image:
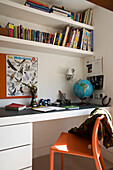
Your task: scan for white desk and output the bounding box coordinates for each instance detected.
[0,106,110,170]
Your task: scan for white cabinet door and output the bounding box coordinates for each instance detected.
[0,145,32,170]
[0,123,32,150]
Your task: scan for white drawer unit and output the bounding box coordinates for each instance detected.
[0,145,32,170]
[0,122,32,170]
[0,123,32,151]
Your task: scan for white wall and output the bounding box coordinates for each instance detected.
[93,6,113,162]
[93,6,113,112]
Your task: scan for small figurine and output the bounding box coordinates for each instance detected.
[22,82,38,107]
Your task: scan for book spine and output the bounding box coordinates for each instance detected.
[17,25,20,38]
[53,32,57,45]
[88,9,93,25]
[80,28,85,49]
[20,25,23,39]
[62,26,70,47]
[91,30,93,51]
[8,23,14,37]
[41,32,43,42]
[87,31,91,51]
[69,30,76,48]
[83,29,88,50]
[73,29,79,48]
[14,26,16,38]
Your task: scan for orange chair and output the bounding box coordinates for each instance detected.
[50,115,106,170]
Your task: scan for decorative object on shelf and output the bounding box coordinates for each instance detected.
[22,82,38,107]
[65,68,75,81]
[73,79,93,104]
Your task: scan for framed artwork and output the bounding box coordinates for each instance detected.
[0,53,38,99]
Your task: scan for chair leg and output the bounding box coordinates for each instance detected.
[61,153,64,170]
[93,155,102,170]
[99,153,106,170]
[50,149,54,170]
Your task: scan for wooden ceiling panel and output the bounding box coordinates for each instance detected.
[87,0,113,11]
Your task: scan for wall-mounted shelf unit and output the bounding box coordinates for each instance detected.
[0,35,94,57]
[0,0,94,57]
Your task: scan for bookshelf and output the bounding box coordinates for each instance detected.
[0,35,94,57]
[0,0,94,57]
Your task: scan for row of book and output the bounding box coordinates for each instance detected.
[6,23,54,43]
[25,0,50,12]
[71,8,93,25]
[53,26,93,51]
[5,22,93,52]
[24,0,93,25]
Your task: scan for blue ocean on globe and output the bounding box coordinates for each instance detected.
[73,79,93,100]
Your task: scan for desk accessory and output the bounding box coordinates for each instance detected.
[62,105,79,110]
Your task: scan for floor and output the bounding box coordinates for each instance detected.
[33,154,113,170]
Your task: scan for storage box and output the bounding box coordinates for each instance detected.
[0,27,9,36]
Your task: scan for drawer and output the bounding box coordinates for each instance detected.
[0,145,32,170]
[0,123,32,150]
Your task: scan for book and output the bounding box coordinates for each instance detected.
[0,27,9,36]
[73,29,80,48]
[5,103,26,111]
[25,0,49,8]
[62,105,79,110]
[8,23,14,37]
[62,26,70,46]
[88,9,93,25]
[25,1,50,12]
[32,106,65,112]
[66,26,73,47]
[69,29,76,48]
[87,30,91,51]
[83,29,88,50]
[80,28,86,49]
[90,30,93,51]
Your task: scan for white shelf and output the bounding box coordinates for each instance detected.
[0,0,94,30]
[0,36,94,57]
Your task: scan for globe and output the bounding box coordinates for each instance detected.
[73,79,93,101]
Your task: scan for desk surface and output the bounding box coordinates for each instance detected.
[0,104,110,126]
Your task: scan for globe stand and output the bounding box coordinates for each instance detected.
[78,97,91,105]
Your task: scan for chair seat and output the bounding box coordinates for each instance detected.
[51,132,93,158]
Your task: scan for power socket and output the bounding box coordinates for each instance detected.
[94,93,100,99]
[94,92,105,99]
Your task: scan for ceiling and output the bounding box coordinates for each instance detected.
[10,0,96,12]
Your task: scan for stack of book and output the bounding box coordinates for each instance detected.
[50,6,72,18]
[25,0,50,13]
[71,8,93,25]
[5,103,26,111]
